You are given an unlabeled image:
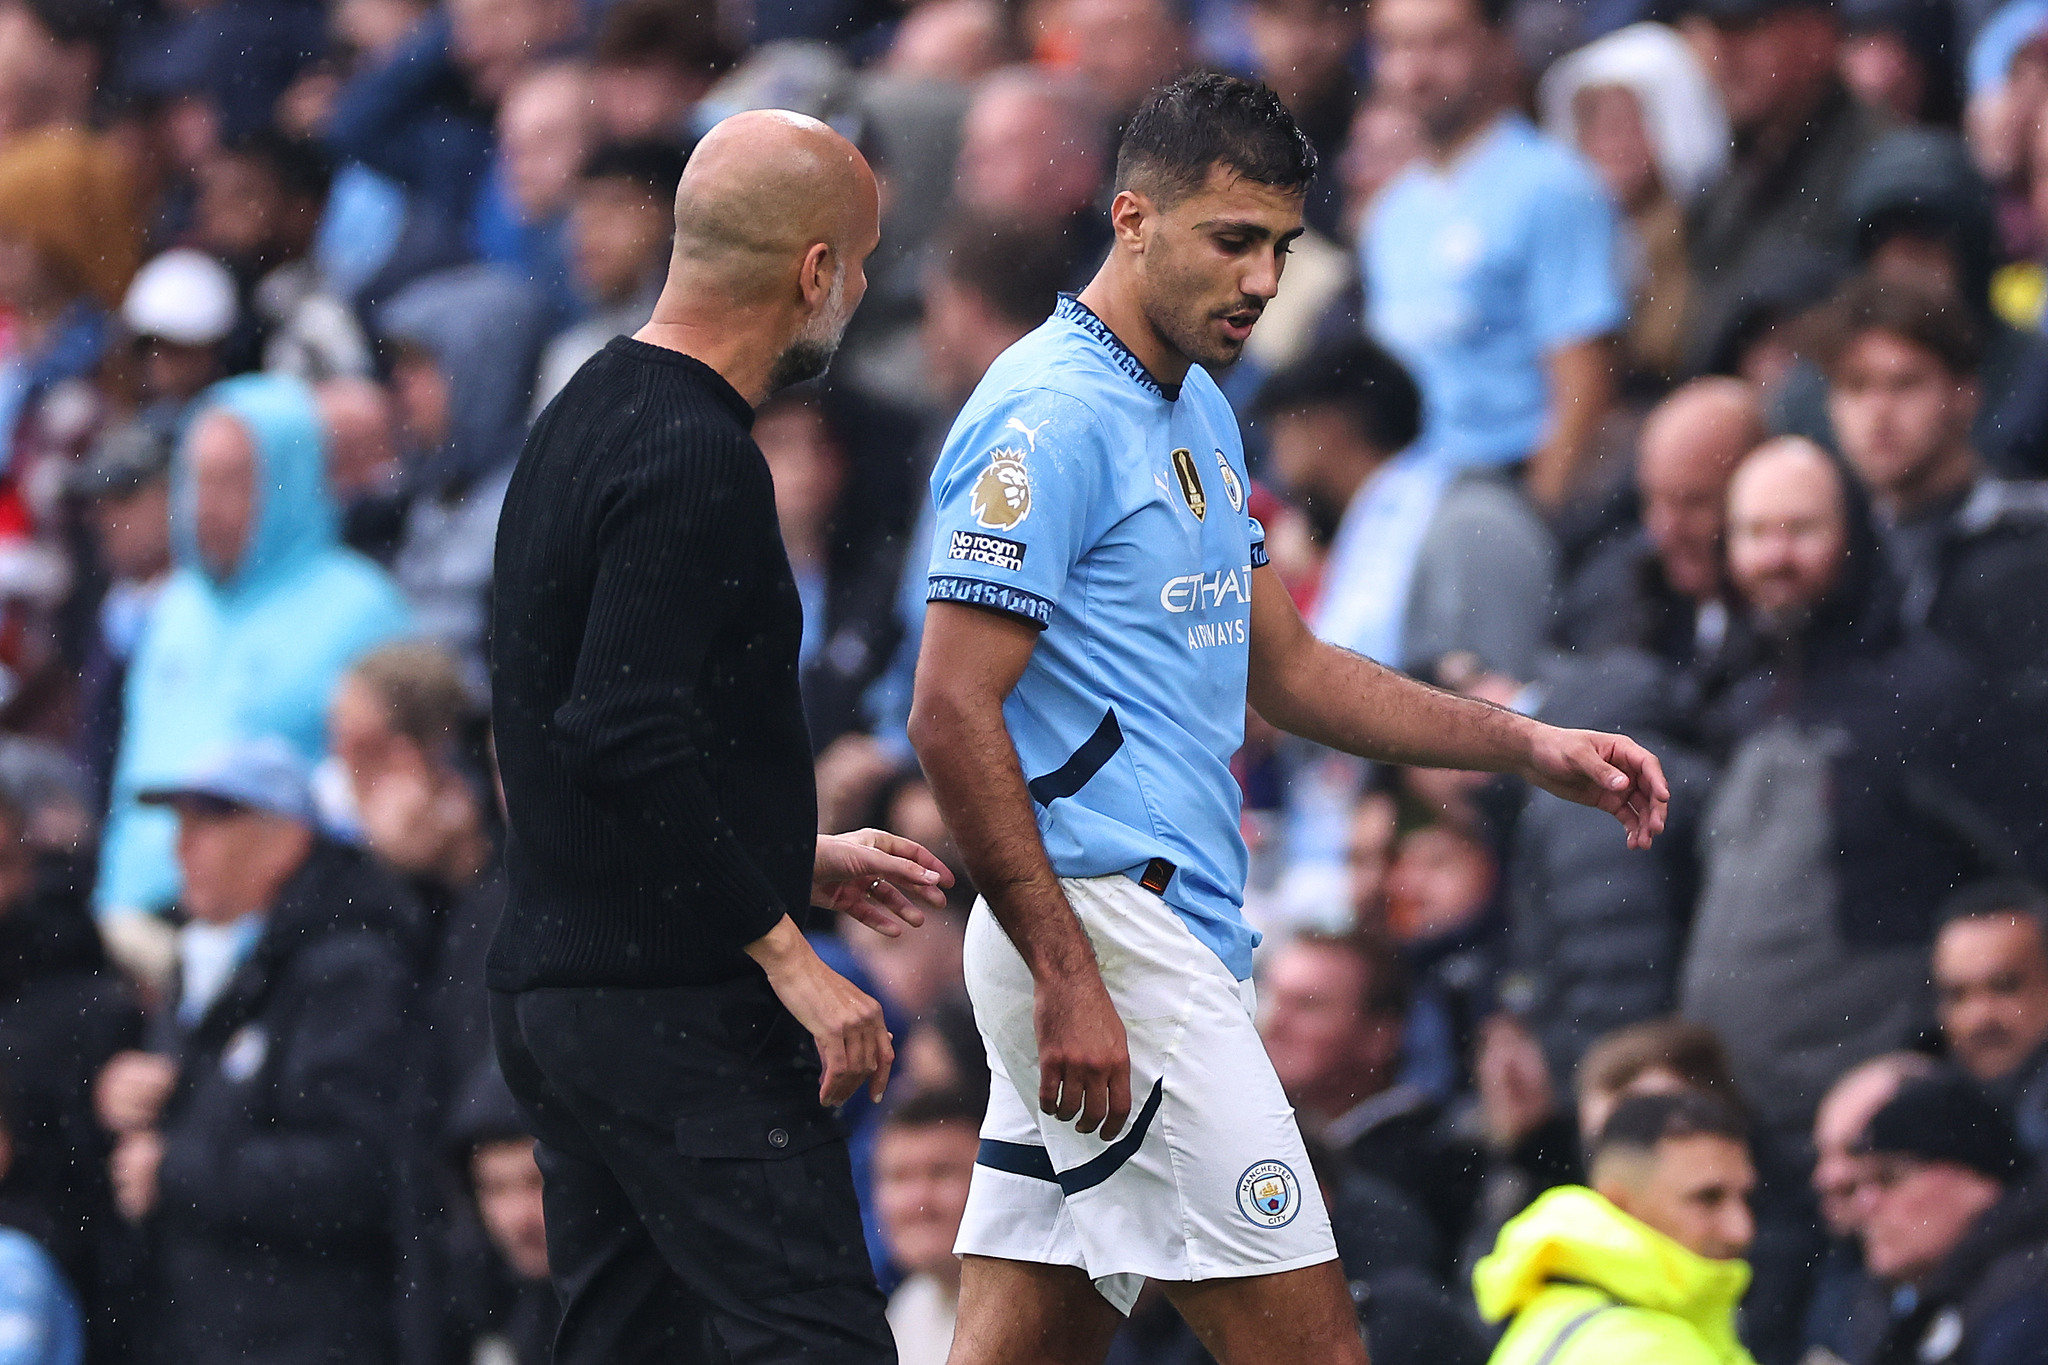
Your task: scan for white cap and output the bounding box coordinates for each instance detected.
[122,248,238,347]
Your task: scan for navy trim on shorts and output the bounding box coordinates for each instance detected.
[976,1139,1057,1181]
[1027,709,1123,806]
[971,1077,1168,1195]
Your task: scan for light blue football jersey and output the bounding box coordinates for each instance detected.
[925,294,1266,979]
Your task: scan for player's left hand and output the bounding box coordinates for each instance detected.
[813,829,954,936]
[1522,725,1670,850]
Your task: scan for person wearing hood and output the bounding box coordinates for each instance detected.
[1682,436,2027,1135]
[94,374,413,938]
[93,737,422,1365]
[1473,1089,1758,1365]
[1541,22,1730,387]
[377,265,552,687]
[1849,1073,2048,1365]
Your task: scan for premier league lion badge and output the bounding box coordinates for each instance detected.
[972,447,1032,530]
[1235,1159,1301,1228]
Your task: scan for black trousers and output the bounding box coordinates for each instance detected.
[489,980,896,1364]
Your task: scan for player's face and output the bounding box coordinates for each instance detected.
[1135,166,1304,371]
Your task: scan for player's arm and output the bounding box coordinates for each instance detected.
[909,602,1133,1139]
[1246,563,1669,848]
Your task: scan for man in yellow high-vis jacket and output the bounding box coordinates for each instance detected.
[1474,1089,1760,1365]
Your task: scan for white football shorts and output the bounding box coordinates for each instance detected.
[953,874,1337,1312]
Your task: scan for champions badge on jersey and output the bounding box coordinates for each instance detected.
[1236,1160,1302,1228]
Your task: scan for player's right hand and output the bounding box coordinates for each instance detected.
[746,915,895,1106]
[1035,974,1132,1139]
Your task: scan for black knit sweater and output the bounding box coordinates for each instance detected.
[487,338,814,989]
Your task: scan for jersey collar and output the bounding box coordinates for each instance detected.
[1054,293,1179,402]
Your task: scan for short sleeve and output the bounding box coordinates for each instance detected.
[926,390,1107,629]
[1249,516,1269,568]
[1524,154,1626,350]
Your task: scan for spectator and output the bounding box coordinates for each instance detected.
[327,640,499,1102]
[1363,0,1624,507]
[1853,1074,2048,1365]
[1500,648,1717,1082]
[874,1088,981,1365]
[118,249,238,421]
[191,131,372,382]
[376,266,551,682]
[68,421,175,813]
[0,0,108,141]
[884,0,1014,81]
[0,1096,82,1365]
[532,140,691,410]
[1574,1018,1746,1142]
[1260,337,1557,683]
[1472,1091,1757,1365]
[322,0,576,304]
[0,784,136,1352]
[1934,881,2048,1155]
[473,62,594,316]
[589,0,734,143]
[95,374,413,928]
[1681,436,2006,1134]
[0,128,139,479]
[1050,0,1194,115]
[1838,0,1960,124]
[1257,337,1555,915]
[1682,0,1886,377]
[1812,279,2048,764]
[444,1061,555,1365]
[1804,1051,1937,1362]
[1555,379,1764,664]
[1539,22,1731,384]
[1244,0,1365,238]
[316,376,405,557]
[1259,931,1483,1269]
[951,69,1112,280]
[1768,129,2048,477]
[98,736,419,1365]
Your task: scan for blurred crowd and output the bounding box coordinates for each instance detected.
[0,0,2045,1361]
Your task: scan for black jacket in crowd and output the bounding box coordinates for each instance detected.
[0,860,141,1352]
[1854,1176,2048,1365]
[144,839,421,1365]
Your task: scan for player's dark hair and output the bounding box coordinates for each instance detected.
[1114,73,1317,208]
[1806,274,1985,380]
[1255,337,1423,455]
[581,139,693,203]
[1938,878,2048,935]
[935,211,1075,330]
[883,1086,985,1131]
[1594,1089,1749,1158]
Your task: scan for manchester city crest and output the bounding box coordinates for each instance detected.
[1235,1159,1301,1228]
[1215,449,1244,513]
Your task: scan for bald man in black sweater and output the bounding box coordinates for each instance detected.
[489,110,950,1364]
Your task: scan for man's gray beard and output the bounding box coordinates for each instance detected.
[765,335,839,394]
